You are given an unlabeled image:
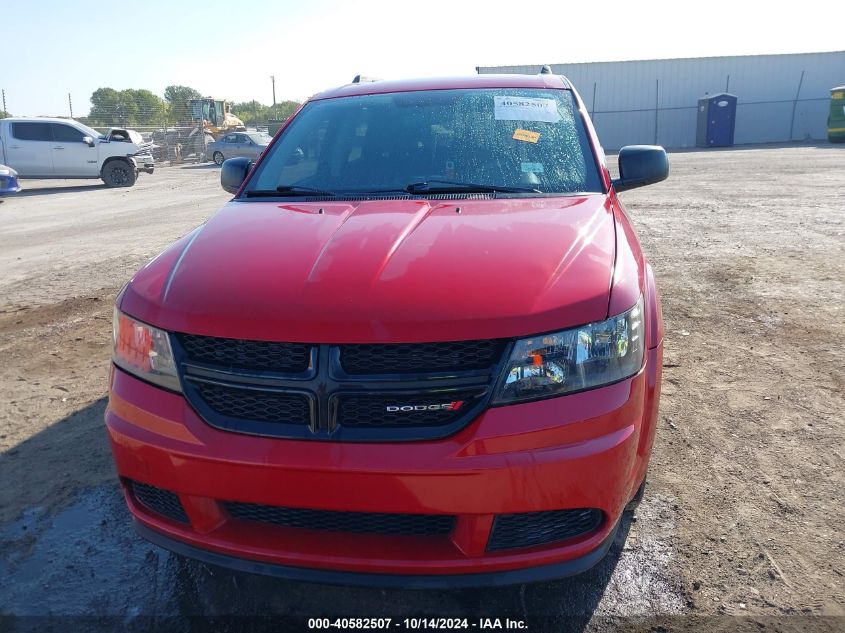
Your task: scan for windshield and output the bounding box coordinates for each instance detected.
[247,132,271,144]
[245,88,602,197]
[75,121,106,140]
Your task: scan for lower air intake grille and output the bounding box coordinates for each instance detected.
[131,481,189,524]
[487,508,603,551]
[196,382,310,425]
[225,502,455,536]
[339,340,507,375]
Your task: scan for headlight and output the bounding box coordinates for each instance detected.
[112,308,181,392]
[494,296,644,404]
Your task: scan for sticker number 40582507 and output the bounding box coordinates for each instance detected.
[494,96,561,123]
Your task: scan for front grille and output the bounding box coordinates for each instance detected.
[174,334,507,441]
[131,481,189,524]
[196,382,310,425]
[225,502,455,536]
[487,509,603,551]
[336,391,482,428]
[177,333,311,373]
[340,340,507,375]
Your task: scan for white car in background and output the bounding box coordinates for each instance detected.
[0,117,154,187]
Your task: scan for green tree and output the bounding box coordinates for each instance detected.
[0,110,11,118]
[274,100,300,121]
[130,89,167,125]
[230,100,272,125]
[88,87,167,127]
[230,100,300,126]
[164,85,203,124]
[88,87,121,126]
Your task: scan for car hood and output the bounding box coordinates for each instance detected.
[104,127,151,153]
[120,195,616,343]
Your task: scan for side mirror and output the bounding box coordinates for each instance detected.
[612,145,668,193]
[221,157,253,194]
[82,136,95,148]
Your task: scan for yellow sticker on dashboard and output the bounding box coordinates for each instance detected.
[513,129,541,143]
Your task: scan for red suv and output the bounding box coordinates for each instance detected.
[106,72,667,586]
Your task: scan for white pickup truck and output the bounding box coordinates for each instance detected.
[0,117,154,187]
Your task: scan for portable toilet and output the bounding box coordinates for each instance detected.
[828,86,845,143]
[696,93,738,148]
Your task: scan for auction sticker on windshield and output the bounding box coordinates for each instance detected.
[494,96,560,123]
[513,129,541,143]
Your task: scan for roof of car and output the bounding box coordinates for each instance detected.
[311,73,572,101]
[2,116,85,124]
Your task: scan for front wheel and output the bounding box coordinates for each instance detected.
[213,151,225,165]
[101,160,137,187]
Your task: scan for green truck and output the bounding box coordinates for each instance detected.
[829,86,845,143]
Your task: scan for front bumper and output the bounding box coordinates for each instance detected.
[129,155,155,174]
[0,174,21,195]
[105,344,661,583]
[134,518,621,588]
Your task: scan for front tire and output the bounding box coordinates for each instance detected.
[101,160,137,187]
[213,151,225,165]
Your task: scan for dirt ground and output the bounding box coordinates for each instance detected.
[0,147,843,631]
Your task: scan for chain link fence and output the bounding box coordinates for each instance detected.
[82,101,278,164]
[87,124,273,164]
[0,89,294,165]
[478,53,843,150]
[583,76,830,149]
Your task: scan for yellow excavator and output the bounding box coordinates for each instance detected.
[184,98,246,157]
[190,98,246,137]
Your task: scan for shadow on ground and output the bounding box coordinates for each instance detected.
[0,398,112,525]
[14,183,108,197]
[0,400,684,632]
[179,163,219,170]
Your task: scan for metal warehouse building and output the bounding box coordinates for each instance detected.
[478,51,844,150]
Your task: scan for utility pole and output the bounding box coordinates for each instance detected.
[789,70,805,142]
[653,79,660,145]
[2,89,6,114]
[68,93,73,118]
[270,75,276,118]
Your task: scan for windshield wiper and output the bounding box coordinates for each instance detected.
[405,180,541,194]
[244,185,337,197]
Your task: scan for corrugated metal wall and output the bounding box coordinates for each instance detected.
[478,52,844,150]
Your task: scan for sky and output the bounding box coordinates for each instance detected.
[2,0,841,117]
